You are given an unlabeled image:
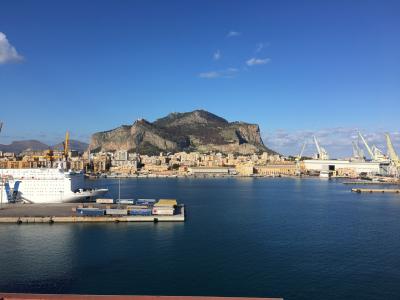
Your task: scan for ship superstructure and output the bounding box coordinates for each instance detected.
[0,168,107,204]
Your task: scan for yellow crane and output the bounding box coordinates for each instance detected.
[63,131,70,159]
[385,133,400,168]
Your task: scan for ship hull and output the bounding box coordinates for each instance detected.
[60,189,109,203]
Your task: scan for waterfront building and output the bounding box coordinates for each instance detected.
[255,162,297,176]
[235,163,254,176]
[303,159,385,176]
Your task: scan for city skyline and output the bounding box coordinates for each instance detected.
[1,0,399,156]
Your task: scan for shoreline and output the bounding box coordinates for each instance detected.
[87,174,400,184]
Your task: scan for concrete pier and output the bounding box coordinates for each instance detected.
[0,203,185,224]
[351,188,400,193]
[344,181,400,185]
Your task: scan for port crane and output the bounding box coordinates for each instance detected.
[358,131,387,161]
[385,133,400,168]
[296,142,307,161]
[63,131,70,159]
[313,136,329,160]
[295,142,307,175]
[352,140,364,161]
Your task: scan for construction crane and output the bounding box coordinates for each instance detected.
[63,131,70,159]
[385,133,400,167]
[313,136,329,160]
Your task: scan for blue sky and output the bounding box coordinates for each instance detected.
[0,0,399,157]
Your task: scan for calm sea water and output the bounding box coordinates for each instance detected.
[0,178,399,299]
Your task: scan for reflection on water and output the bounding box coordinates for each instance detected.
[0,178,400,300]
[0,224,75,291]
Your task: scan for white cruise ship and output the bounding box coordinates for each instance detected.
[0,168,108,204]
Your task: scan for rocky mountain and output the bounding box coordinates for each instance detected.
[0,140,48,153]
[90,110,275,155]
[0,139,88,154]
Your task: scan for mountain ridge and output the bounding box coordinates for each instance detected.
[0,140,89,154]
[90,110,276,155]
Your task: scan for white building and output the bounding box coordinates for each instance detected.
[303,159,386,175]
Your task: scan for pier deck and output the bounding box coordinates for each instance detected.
[0,203,185,224]
[351,188,400,193]
[344,181,400,185]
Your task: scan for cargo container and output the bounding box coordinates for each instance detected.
[154,199,177,207]
[105,208,128,215]
[126,205,149,209]
[77,208,105,216]
[128,208,152,216]
[116,199,134,204]
[152,207,174,215]
[96,198,114,204]
[136,199,157,205]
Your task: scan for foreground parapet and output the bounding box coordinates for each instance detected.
[0,294,282,300]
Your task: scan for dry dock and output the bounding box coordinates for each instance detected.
[0,203,185,224]
[351,188,400,193]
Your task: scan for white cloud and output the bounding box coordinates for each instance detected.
[246,57,270,66]
[0,32,23,64]
[199,71,219,79]
[213,50,221,61]
[226,31,241,38]
[263,128,400,158]
[199,68,238,79]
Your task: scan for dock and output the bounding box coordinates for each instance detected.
[0,203,185,224]
[351,188,400,193]
[344,181,400,185]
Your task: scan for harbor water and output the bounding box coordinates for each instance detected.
[0,178,399,299]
